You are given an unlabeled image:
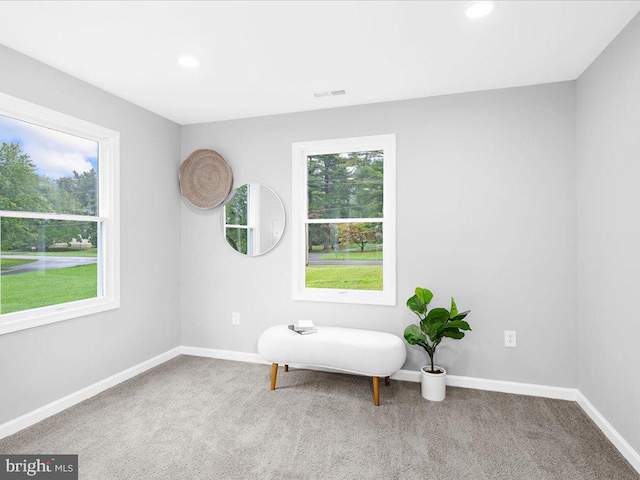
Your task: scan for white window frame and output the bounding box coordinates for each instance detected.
[292,134,396,305]
[0,92,120,335]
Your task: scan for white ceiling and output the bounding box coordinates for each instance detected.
[0,1,638,125]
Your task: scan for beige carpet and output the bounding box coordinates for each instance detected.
[0,356,637,479]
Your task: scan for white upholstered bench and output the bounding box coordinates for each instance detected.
[257,325,406,405]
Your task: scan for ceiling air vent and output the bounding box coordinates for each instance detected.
[314,90,347,98]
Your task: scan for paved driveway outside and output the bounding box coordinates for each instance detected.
[0,254,97,276]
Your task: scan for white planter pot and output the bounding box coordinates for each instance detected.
[420,366,447,401]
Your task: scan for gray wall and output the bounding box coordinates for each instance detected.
[181,82,578,387]
[0,45,182,424]
[577,13,640,454]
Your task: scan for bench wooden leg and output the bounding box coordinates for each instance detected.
[284,364,289,372]
[372,376,380,406]
[385,376,390,386]
[270,363,278,390]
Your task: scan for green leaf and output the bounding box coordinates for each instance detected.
[429,322,447,342]
[420,319,430,336]
[404,324,426,345]
[446,320,471,331]
[414,288,433,306]
[443,330,465,340]
[432,324,449,343]
[406,295,426,316]
[425,307,450,324]
[450,310,470,322]
[450,297,458,319]
[422,308,450,341]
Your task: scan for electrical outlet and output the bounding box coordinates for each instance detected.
[504,330,516,348]
[232,312,240,326]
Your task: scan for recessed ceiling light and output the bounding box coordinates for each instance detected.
[465,1,496,19]
[178,56,200,68]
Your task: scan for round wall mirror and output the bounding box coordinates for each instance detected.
[222,183,285,256]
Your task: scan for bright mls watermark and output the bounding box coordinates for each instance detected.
[0,455,77,479]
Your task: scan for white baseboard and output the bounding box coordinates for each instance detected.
[390,369,576,400]
[180,346,267,364]
[446,374,577,401]
[389,369,421,383]
[0,347,181,440]
[576,391,640,473]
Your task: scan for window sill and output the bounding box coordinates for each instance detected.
[0,297,120,336]
[293,288,396,306]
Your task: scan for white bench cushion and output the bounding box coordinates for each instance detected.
[257,325,406,377]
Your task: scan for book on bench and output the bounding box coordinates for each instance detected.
[295,320,315,331]
[288,320,318,335]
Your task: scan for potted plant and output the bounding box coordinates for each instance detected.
[404,287,471,401]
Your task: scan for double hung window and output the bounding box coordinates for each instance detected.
[292,134,395,305]
[0,93,119,335]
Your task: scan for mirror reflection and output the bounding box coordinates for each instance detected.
[223,184,285,256]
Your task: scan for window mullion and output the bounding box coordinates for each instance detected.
[0,211,105,222]
[306,218,384,224]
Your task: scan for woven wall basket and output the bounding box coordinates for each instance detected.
[179,149,233,209]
